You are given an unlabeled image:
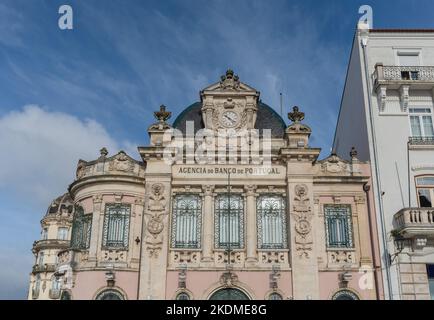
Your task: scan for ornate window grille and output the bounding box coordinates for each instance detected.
[171,195,202,249]
[324,205,354,248]
[176,292,190,300]
[70,205,92,250]
[102,204,131,249]
[331,289,359,300]
[214,194,244,249]
[257,195,287,249]
[95,289,125,300]
[268,292,283,300]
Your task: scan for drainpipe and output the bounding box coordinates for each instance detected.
[360,33,394,299]
[363,183,381,300]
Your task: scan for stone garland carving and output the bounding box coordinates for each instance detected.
[292,184,314,259]
[144,183,168,258]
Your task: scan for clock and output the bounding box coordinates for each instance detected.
[220,110,239,127]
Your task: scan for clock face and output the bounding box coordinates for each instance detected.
[220,111,239,127]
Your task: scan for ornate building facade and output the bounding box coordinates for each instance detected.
[28,70,383,300]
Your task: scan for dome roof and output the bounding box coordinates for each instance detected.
[45,193,74,217]
[172,101,286,138]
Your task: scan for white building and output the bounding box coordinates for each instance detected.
[334,24,434,300]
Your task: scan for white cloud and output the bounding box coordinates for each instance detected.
[0,105,135,205]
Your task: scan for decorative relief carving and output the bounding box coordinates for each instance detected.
[328,251,355,265]
[260,251,288,264]
[219,69,240,90]
[109,151,134,172]
[220,271,238,287]
[292,184,313,259]
[57,250,71,264]
[144,183,169,259]
[172,251,200,264]
[320,154,350,174]
[102,250,126,262]
[215,251,245,264]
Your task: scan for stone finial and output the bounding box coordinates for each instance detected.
[154,105,171,123]
[350,147,358,159]
[288,106,305,123]
[100,147,108,157]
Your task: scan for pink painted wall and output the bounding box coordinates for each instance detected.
[72,271,139,300]
[166,270,292,300]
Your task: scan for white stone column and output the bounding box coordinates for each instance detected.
[245,185,258,263]
[201,185,214,262]
[89,194,103,265]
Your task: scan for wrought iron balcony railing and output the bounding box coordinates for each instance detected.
[394,208,434,238]
[32,264,57,273]
[374,64,434,85]
[409,136,434,145]
[49,289,61,299]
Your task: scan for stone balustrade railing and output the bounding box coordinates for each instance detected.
[374,64,434,84]
[394,208,434,233]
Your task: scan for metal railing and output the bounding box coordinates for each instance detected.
[32,264,56,273]
[49,289,61,299]
[409,136,434,145]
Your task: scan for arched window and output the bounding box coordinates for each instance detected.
[332,290,359,300]
[209,288,250,300]
[95,289,125,300]
[171,195,202,248]
[416,176,434,207]
[257,195,287,249]
[268,292,283,300]
[71,205,92,249]
[324,205,354,248]
[102,204,131,249]
[215,194,244,249]
[176,292,190,300]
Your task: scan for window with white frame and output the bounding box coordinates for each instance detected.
[409,108,434,138]
[257,195,287,249]
[324,205,354,248]
[102,204,131,249]
[416,176,434,207]
[57,227,68,240]
[215,194,244,249]
[51,276,62,291]
[171,194,202,249]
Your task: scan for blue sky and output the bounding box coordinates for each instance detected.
[1,0,434,299]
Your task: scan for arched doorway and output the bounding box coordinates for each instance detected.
[209,288,250,300]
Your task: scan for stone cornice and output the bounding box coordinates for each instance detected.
[68,174,146,195]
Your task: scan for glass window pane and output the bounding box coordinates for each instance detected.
[215,194,244,249]
[71,205,92,250]
[422,116,434,137]
[324,205,353,248]
[103,204,130,249]
[257,195,287,249]
[416,177,434,186]
[172,195,201,248]
[410,116,422,137]
[418,189,432,207]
